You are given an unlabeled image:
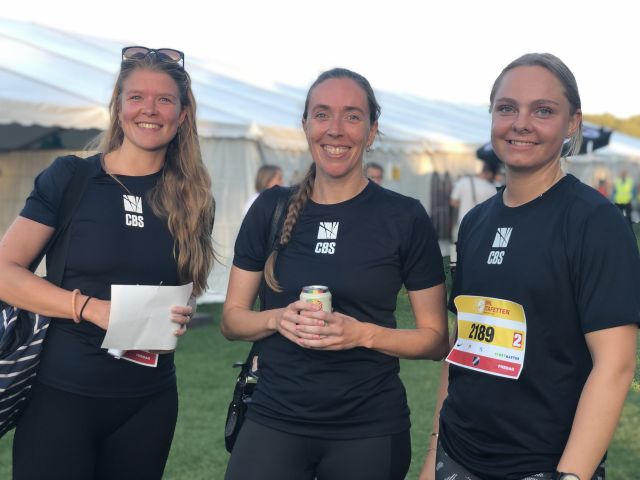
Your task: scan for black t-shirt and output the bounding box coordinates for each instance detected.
[20,154,178,397]
[440,174,640,479]
[233,182,445,439]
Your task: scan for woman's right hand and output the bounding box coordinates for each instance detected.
[269,300,323,345]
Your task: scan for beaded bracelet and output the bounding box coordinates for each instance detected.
[79,296,92,323]
[71,289,81,323]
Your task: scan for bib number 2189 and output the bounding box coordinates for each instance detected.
[468,323,495,343]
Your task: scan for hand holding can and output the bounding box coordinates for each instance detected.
[300,286,332,328]
[300,285,331,312]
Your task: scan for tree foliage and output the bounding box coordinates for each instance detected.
[584,114,640,139]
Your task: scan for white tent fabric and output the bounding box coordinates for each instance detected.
[2,18,640,301]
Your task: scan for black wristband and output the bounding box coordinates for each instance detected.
[79,296,92,322]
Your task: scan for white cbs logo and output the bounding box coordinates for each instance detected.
[315,222,338,254]
[487,227,512,265]
[123,195,144,228]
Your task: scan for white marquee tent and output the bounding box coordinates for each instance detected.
[2,18,640,301]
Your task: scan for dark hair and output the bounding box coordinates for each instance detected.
[489,53,583,157]
[364,161,384,172]
[482,162,499,176]
[264,68,380,292]
[302,67,381,124]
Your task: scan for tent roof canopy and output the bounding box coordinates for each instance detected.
[2,17,639,158]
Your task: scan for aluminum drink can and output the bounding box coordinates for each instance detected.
[300,285,331,312]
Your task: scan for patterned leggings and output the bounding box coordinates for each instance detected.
[435,442,605,480]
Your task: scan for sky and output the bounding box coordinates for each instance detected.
[3,0,639,118]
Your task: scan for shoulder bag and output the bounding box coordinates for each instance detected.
[224,186,293,453]
[0,157,91,437]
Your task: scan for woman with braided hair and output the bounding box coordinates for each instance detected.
[221,68,449,480]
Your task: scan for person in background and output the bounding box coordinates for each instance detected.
[243,164,284,214]
[612,169,635,226]
[595,177,609,198]
[364,161,384,185]
[0,46,215,479]
[222,67,449,480]
[449,162,498,239]
[420,53,639,480]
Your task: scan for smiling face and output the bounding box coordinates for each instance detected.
[491,65,581,173]
[302,78,378,181]
[118,68,186,155]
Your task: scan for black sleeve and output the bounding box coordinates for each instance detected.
[401,200,445,291]
[233,186,281,272]
[20,155,79,227]
[570,203,640,332]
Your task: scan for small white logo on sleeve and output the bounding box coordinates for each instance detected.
[123,195,144,228]
[315,222,339,254]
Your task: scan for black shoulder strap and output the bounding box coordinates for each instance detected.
[250,186,295,361]
[269,186,294,251]
[31,157,92,286]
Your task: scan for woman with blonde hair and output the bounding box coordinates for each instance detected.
[222,67,449,480]
[243,164,284,214]
[0,46,214,479]
[420,53,639,480]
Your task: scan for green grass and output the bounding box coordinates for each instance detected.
[632,223,640,391]
[1,298,638,479]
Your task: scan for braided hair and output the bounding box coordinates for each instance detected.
[263,68,380,292]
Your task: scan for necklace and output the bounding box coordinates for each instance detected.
[107,172,134,196]
[101,149,165,197]
[537,169,565,198]
[504,169,565,207]
[102,154,134,196]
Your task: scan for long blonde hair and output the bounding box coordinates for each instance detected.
[98,53,215,295]
[264,68,380,292]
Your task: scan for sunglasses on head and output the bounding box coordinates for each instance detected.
[121,46,185,67]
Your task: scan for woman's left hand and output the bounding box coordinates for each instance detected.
[170,304,193,336]
[294,310,368,351]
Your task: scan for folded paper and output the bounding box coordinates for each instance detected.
[101,283,193,351]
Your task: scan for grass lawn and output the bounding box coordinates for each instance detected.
[1,297,638,479]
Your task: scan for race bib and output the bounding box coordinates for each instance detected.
[446,295,526,379]
[121,350,159,367]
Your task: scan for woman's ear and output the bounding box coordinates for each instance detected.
[568,108,582,138]
[368,121,379,146]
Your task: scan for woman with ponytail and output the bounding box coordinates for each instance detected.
[420,53,639,480]
[222,68,449,480]
[0,47,215,478]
